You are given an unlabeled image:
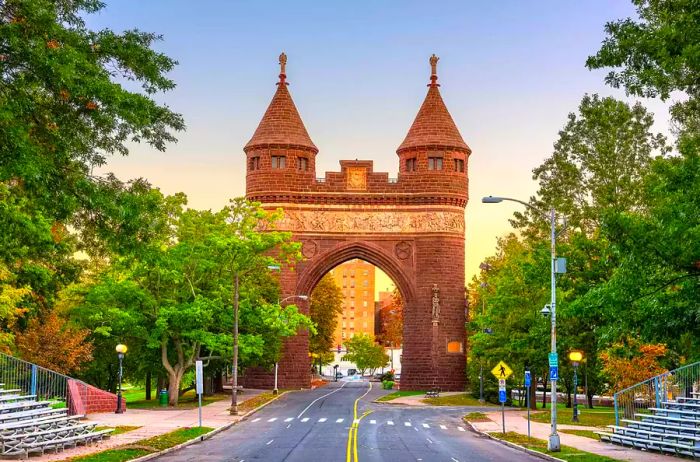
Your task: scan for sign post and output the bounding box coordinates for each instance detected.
[492,360,513,434]
[524,369,531,438]
[195,360,204,428]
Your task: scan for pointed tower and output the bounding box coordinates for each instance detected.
[397,55,471,180]
[245,53,318,198]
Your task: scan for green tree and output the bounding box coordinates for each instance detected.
[309,274,343,372]
[77,195,313,405]
[377,288,403,348]
[587,0,700,132]
[342,334,388,376]
[0,0,183,352]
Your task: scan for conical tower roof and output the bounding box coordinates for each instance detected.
[397,55,470,154]
[245,53,318,153]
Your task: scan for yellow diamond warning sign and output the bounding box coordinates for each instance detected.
[491,361,513,380]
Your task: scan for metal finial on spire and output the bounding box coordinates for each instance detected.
[429,54,440,87]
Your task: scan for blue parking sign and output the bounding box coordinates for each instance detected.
[550,366,558,381]
[524,370,531,387]
[499,389,507,403]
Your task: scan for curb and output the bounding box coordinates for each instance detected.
[129,392,288,462]
[463,420,566,462]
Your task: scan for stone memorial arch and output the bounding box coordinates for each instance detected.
[241,54,470,391]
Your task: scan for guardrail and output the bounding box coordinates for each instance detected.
[0,353,88,408]
[614,361,700,426]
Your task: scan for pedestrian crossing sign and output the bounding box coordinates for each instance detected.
[491,361,513,380]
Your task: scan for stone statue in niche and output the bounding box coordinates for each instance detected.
[432,284,440,325]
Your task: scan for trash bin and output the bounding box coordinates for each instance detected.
[159,388,168,407]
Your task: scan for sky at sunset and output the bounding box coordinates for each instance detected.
[88,1,672,284]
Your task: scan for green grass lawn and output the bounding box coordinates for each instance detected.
[376,390,425,402]
[493,432,619,462]
[124,388,229,410]
[67,427,213,462]
[95,426,141,436]
[528,404,615,427]
[422,393,496,406]
[463,412,491,422]
[560,429,602,439]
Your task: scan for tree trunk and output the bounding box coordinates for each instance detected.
[529,380,537,410]
[542,372,548,409]
[167,371,182,406]
[145,371,152,401]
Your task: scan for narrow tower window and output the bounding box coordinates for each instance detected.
[406,158,417,172]
[271,155,286,169]
[249,156,261,171]
[428,157,443,170]
[298,157,309,171]
[454,158,464,173]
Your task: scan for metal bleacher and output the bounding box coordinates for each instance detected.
[0,384,111,459]
[597,364,700,458]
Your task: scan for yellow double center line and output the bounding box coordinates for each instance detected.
[346,382,373,462]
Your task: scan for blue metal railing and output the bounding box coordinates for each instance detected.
[0,352,88,404]
[614,361,700,426]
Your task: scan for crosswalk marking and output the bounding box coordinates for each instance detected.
[251,418,260,423]
[439,424,447,430]
[404,422,411,427]
[422,423,430,428]
[251,416,467,432]
[268,418,277,422]
[301,418,309,422]
[353,419,359,424]
[387,421,394,426]
[336,418,344,423]
[369,420,376,424]
[284,418,293,422]
[318,418,327,422]
[458,426,465,432]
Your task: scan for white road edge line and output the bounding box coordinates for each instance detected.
[266,439,274,445]
[451,458,459,462]
[297,382,348,419]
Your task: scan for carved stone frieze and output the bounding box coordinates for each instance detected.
[276,209,464,235]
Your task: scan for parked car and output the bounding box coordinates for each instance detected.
[348,368,357,376]
[370,373,383,382]
[335,371,344,379]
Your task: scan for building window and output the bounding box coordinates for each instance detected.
[363,309,367,315]
[350,332,355,338]
[362,280,368,287]
[406,157,417,172]
[363,291,368,297]
[271,155,286,169]
[350,300,355,307]
[249,156,260,171]
[454,158,465,173]
[342,332,346,339]
[298,157,309,171]
[350,321,354,328]
[428,157,443,170]
[363,322,367,328]
[350,290,355,298]
[363,301,368,307]
[351,281,355,288]
[363,270,368,276]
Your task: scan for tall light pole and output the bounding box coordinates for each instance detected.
[115,344,127,414]
[230,272,240,415]
[482,195,564,451]
[274,294,309,394]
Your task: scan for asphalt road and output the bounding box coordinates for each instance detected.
[152,380,540,462]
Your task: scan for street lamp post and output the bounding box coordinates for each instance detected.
[273,294,309,395]
[230,272,240,415]
[568,350,583,423]
[115,344,127,414]
[483,195,564,451]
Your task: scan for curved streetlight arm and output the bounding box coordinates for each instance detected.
[280,295,309,304]
[482,196,568,237]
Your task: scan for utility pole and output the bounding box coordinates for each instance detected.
[230,272,239,415]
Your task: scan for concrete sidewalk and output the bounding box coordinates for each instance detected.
[41,389,267,462]
[471,410,678,462]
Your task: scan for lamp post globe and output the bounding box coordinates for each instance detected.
[568,350,584,422]
[115,343,127,414]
